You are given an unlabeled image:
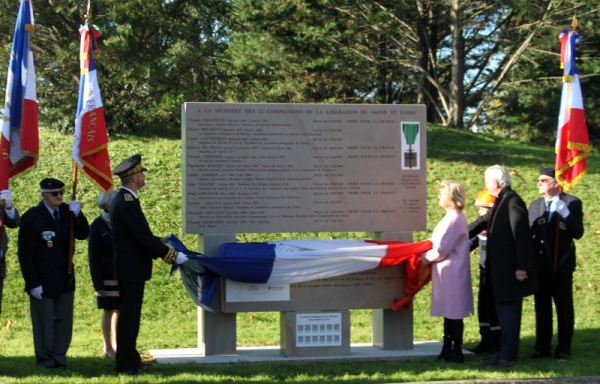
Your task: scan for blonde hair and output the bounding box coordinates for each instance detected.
[440,180,466,211]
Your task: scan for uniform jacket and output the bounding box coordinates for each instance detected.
[422,209,473,319]
[528,194,583,273]
[88,215,115,292]
[18,202,89,298]
[469,187,538,303]
[0,208,21,279]
[110,188,174,283]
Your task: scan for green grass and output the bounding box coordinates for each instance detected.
[1,125,600,383]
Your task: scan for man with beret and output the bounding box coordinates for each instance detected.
[110,154,187,375]
[469,165,537,367]
[0,189,21,323]
[528,167,584,361]
[17,178,89,368]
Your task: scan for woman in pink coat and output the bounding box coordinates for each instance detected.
[421,180,473,363]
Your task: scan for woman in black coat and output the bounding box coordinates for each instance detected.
[88,191,119,358]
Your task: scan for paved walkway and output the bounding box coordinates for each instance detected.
[149,343,596,383]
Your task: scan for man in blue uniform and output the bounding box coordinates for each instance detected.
[110,154,187,375]
[528,167,584,361]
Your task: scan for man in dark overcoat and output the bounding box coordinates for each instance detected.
[469,165,537,367]
[18,178,89,368]
[110,154,187,375]
[528,167,583,360]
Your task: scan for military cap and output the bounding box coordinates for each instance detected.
[540,167,555,178]
[40,178,65,192]
[112,154,148,178]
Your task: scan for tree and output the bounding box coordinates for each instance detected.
[225,0,559,129]
[0,0,232,136]
[489,0,600,143]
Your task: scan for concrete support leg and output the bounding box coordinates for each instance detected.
[371,231,414,350]
[197,234,237,356]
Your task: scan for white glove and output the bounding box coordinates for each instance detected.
[30,286,43,300]
[0,189,12,209]
[555,200,570,218]
[175,252,188,265]
[69,200,81,216]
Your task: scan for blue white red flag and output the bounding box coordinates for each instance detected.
[168,235,432,311]
[0,0,39,189]
[555,28,590,190]
[73,23,113,192]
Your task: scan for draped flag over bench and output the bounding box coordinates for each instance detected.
[168,235,432,311]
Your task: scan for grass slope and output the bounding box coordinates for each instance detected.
[0,125,599,383]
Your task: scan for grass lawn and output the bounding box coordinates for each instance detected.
[1,125,599,383]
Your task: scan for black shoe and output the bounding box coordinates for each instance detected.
[530,350,552,359]
[468,340,497,354]
[451,348,464,363]
[482,358,516,368]
[556,352,570,361]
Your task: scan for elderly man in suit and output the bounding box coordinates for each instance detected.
[469,165,537,367]
[18,178,89,368]
[528,168,584,361]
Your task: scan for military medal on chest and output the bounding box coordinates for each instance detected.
[42,231,55,248]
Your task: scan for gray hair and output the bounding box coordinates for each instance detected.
[485,165,512,188]
[97,190,118,212]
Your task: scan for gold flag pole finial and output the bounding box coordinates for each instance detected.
[85,0,91,22]
[572,15,578,30]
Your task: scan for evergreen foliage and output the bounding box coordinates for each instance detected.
[0,0,598,143]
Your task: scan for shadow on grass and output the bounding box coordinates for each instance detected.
[2,329,600,383]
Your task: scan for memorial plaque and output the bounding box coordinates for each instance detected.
[182,103,426,234]
[221,265,404,313]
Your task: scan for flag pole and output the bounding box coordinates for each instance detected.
[67,162,78,281]
[66,0,90,282]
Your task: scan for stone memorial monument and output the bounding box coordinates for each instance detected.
[181,102,426,358]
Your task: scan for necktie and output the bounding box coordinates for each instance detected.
[53,209,60,227]
[546,200,552,221]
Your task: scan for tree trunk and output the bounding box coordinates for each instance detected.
[450,0,465,128]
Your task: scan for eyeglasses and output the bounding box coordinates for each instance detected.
[537,178,553,184]
[47,190,65,196]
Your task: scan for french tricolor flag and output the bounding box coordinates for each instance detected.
[555,28,590,190]
[72,23,113,192]
[169,235,432,311]
[0,0,39,189]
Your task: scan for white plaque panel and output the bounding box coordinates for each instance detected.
[182,103,426,233]
[296,313,342,347]
[225,280,290,302]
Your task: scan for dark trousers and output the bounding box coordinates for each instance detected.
[495,298,523,361]
[116,281,145,372]
[534,268,574,355]
[30,291,74,367]
[478,268,500,331]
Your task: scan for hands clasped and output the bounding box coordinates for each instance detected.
[515,270,528,281]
